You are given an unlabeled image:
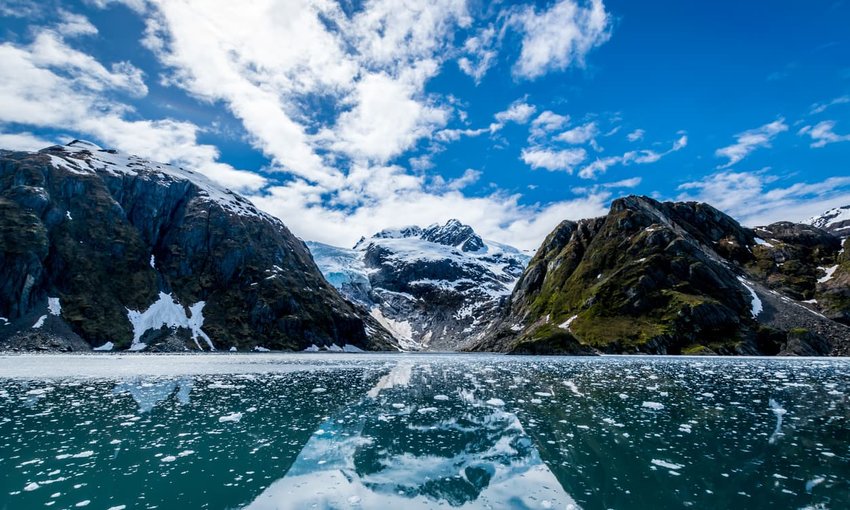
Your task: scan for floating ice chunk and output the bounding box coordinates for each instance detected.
[327,343,343,352]
[343,344,364,353]
[642,401,665,410]
[24,482,40,491]
[254,346,270,352]
[75,500,90,507]
[651,459,684,470]
[219,412,243,423]
[106,506,127,510]
[160,455,177,463]
[433,394,449,401]
[303,344,320,352]
[93,342,114,352]
[768,399,786,444]
[417,407,438,413]
[391,403,405,409]
[805,477,825,493]
[486,398,506,406]
[229,346,237,352]
[311,387,327,393]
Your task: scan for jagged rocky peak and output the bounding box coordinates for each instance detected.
[308,220,530,351]
[0,141,395,352]
[471,195,849,357]
[807,205,850,238]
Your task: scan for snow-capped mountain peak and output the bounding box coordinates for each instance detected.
[309,220,530,351]
[807,205,850,238]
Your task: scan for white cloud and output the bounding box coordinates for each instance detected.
[0,131,54,151]
[604,176,641,188]
[578,134,687,178]
[556,121,598,144]
[494,99,537,125]
[529,110,570,139]
[512,0,611,79]
[798,120,850,148]
[521,147,587,172]
[626,128,644,142]
[677,170,850,226]
[810,95,850,115]
[715,119,788,168]
[0,18,263,191]
[457,25,497,83]
[56,10,99,37]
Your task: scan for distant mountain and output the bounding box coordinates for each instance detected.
[0,141,396,352]
[471,196,850,356]
[308,220,530,350]
[807,205,850,238]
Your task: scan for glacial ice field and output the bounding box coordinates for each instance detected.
[0,353,848,509]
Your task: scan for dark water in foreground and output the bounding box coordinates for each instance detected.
[0,354,848,509]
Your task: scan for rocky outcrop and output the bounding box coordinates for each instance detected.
[472,196,850,356]
[0,141,395,352]
[308,220,529,351]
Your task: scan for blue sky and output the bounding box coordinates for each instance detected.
[1,0,849,249]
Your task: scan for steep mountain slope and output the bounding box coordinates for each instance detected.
[0,141,395,352]
[308,220,530,350]
[802,205,850,324]
[472,196,849,356]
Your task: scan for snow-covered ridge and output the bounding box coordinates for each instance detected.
[37,140,268,220]
[807,205,850,237]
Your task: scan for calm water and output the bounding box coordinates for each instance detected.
[0,354,848,510]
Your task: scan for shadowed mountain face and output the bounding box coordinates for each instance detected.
[0,141,395,352]
[472,196,850,356]
[308,220,530,351]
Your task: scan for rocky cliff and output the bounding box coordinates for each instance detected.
[472,196,850,356]
[0,141,395,352]
[308,220,530,350]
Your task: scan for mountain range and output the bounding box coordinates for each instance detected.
[1,142,847,355]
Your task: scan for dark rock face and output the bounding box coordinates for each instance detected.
[0,142,395,352]
[472,195,850,356]
[309,220,529,351]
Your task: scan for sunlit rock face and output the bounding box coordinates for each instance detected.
[473,196,850,356]
[0,141,395,352]
[308,220,530,351]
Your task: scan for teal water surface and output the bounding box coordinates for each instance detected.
[0,354,848,509]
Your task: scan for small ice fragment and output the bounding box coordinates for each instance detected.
[486,398,505,406]
[75,501,91,508]
[311,387,327,393]
[229,346,237,352]
[24,482,39,492]
[160,456,177,463]
[219,412,243,423]
[651,459,684,470]
[433,395,450,401]
[93,342,114,351]
[642,401,664,410]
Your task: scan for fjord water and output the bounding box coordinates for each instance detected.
[0,355,847,510]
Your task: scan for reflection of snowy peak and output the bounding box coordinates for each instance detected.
[807,205,850,238]
[308,220,530,351]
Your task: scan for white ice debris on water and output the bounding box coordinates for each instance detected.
[303,344,320,352]
[32,315,47,329]
[343,344,365,353]
[254,346,270,352]
[486,398,506,407]
[642,401,665,410]
[93,342,114,351]
[737,277,763,318]
[326,343,343,352]
[768,398,786,444]
[558,315,578,331]
[817,265,838,284]
[126,292,214,351]
[47,297,61,316]
[219,412,243,423]
[651,459,684,471]
[229,346,237,352]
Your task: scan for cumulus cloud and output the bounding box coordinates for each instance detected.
[457,25,498,83]
[626,128,644,142]
[521,147,587,172]
[512,0,611,79]
[556,121,598,144]
[529,110,570,139]
[715,119,788,168]
[0,17,263,191]
[493,99,537,125]
[578,134,687,178]
[0,130,54,151]
[798,120,850,148]
[677,170,850,226]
